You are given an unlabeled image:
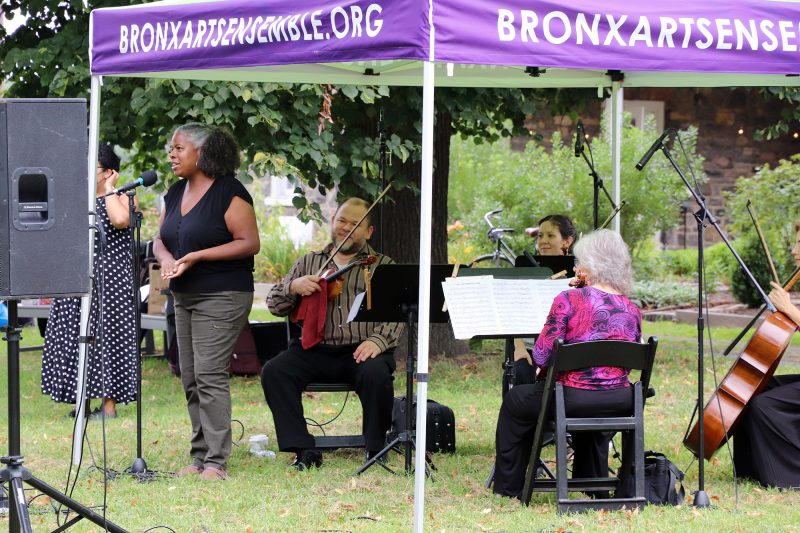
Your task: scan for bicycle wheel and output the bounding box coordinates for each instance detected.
[468,254,514,268]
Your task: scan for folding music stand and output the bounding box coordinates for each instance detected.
[514,255,576,276]
[457,266,559,489]
[351,264,454,476]
[461,266,554,395]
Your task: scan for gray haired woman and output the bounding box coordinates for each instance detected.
[493,229,642,499]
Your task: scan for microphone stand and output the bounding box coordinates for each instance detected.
[575,128,618,229]
[126,190,148,476]
[644,137,774,509]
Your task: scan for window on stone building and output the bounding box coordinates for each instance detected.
[622,100,665,132]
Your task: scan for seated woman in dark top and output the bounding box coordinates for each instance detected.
[154,123,260,481]
[493,229,641,499]
[512,214,578,384]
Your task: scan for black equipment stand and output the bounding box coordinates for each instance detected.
[457,266,560,488]
[126,191,148,476]
[575,120,618,229]
[1,301,127,533]
[638,134,774,509]
[353,264,453,477]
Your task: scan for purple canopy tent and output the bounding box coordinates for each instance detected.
[88,1,800,529]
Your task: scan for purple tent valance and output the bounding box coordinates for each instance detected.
[90,0,428,75]
[91,0,800,78]
[435,0,800,75]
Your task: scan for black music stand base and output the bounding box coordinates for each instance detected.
[2,301,126,533]
[355,306,434,478]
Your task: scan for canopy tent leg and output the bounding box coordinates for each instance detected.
[610,81,624,233]
[413,2,436,529]
[72,76,102,466]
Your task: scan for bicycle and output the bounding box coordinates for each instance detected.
[468,209,517,267]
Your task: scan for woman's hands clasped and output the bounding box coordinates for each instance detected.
[161,252,200,280]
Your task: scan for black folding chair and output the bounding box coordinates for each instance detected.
[521,337,658,512]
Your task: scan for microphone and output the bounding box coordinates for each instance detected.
[103,171,157,196]
[635,130,672,171]
[574,120,584,157]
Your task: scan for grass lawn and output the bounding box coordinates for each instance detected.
[1,318,799,532]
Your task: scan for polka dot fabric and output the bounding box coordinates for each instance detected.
[41,198,138,404]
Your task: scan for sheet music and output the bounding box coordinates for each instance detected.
[441,276,499,339]
[441,277,571,339]
[347,292,366,323]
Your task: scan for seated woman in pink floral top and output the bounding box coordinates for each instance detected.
[493,229,641,499]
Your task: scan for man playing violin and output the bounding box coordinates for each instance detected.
[262,197,404,471]
[733,221,800,489]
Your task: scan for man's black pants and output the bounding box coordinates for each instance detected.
[261,339,396,453]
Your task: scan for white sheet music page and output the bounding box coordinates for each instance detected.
[346,292,366,323]
[441,276,499,339]
[442,277,572,338]
[493,278,571,334]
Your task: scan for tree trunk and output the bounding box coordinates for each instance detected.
[373,110,468,357]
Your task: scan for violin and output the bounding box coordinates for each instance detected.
[569,271,587,288]
[289,255,377,323]
[322,255,377,300]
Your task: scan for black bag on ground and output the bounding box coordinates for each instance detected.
[389,397,456,454]
[619,450,685,505]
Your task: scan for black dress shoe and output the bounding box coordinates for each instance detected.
[290,449,322,471]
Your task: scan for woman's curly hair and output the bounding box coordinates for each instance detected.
[174,123,240,179]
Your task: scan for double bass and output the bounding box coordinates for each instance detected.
[684,212,800,460]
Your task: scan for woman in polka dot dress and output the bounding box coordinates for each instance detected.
[41,143,138,419]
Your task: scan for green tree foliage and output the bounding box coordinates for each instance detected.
[722,156,800,305]
[1,1,571,224]
[448,113,704,260]
[756,87,800,141]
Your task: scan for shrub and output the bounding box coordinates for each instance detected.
[728,233,792,307]
[633,242,729,286]
[630,281,696,309]
[724,155,800,245]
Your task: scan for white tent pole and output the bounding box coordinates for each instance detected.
[413,1,435,531]
[610,81,623,233]
[72,75,102,466]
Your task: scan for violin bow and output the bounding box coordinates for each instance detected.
[599,200,627,230]
[315,182,393,277]
[746,199,780,285]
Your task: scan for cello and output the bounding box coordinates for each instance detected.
[684,224,800,459]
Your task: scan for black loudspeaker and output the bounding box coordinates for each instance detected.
[0,99,90,298]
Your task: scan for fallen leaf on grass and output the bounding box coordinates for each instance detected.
[279,508,290,518]
[245,526,253,533]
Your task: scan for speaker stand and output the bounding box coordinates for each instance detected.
[1,301,126,533]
